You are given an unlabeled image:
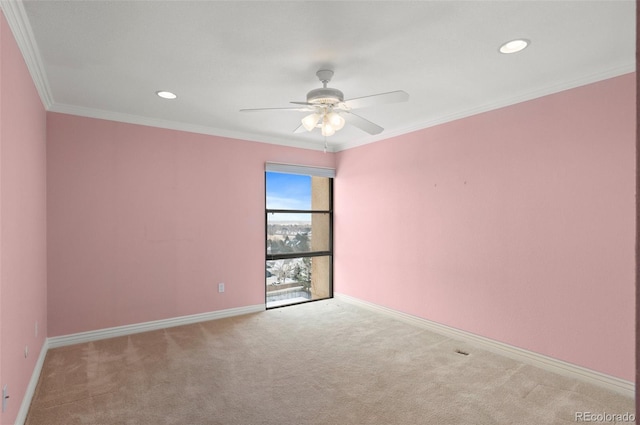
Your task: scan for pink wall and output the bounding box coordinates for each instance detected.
[636,4,639,415]
[46,113,335,336]
[0,10,48,424]
[335,73,636,381]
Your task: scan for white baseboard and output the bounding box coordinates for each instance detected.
[15,304,264,424]
[48,304,265,348]
[14,339,49,425]
[334,293,635,398]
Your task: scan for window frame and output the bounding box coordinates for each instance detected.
[264,173,333,308]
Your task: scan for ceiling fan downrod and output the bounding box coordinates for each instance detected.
[316,69,334,88]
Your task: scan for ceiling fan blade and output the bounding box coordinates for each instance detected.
[239,106,314,112]
[343,90,409,110]
[343,112,384,135]
[293,124,307,133]
[290,101,315,106]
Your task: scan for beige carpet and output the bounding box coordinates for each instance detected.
[26,299,634,424]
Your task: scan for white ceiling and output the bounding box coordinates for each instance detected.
[3,0,636,152]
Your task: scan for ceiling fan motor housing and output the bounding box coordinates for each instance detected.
[306,87,344,105]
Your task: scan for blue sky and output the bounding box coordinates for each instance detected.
[266,172,311,210]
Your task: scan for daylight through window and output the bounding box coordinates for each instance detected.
[265,167,333,308]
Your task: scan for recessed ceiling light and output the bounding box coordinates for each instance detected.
[156,90,177,100]
[499,39,530,54]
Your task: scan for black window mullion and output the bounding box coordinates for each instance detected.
[266,209,331,214]
[267,251,332,261]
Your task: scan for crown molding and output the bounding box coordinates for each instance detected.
[2,0,632,154]
[0,0,53,109]
[50,102,337,153]
[50,64,637,154]
[332,64,636,152]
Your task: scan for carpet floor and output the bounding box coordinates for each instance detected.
[26,299,634,424]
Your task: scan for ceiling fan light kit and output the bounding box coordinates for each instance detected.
[301,113,322,131]
[321,119,336,137]
[240,69,409,139]
[327,112,345,130]
[301,70,346,137]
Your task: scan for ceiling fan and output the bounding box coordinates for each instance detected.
[240,70,409,137]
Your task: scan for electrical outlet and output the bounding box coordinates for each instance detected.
[218,283,225,293]
[3,384,8,412]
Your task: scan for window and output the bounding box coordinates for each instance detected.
[265,163,333,308]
